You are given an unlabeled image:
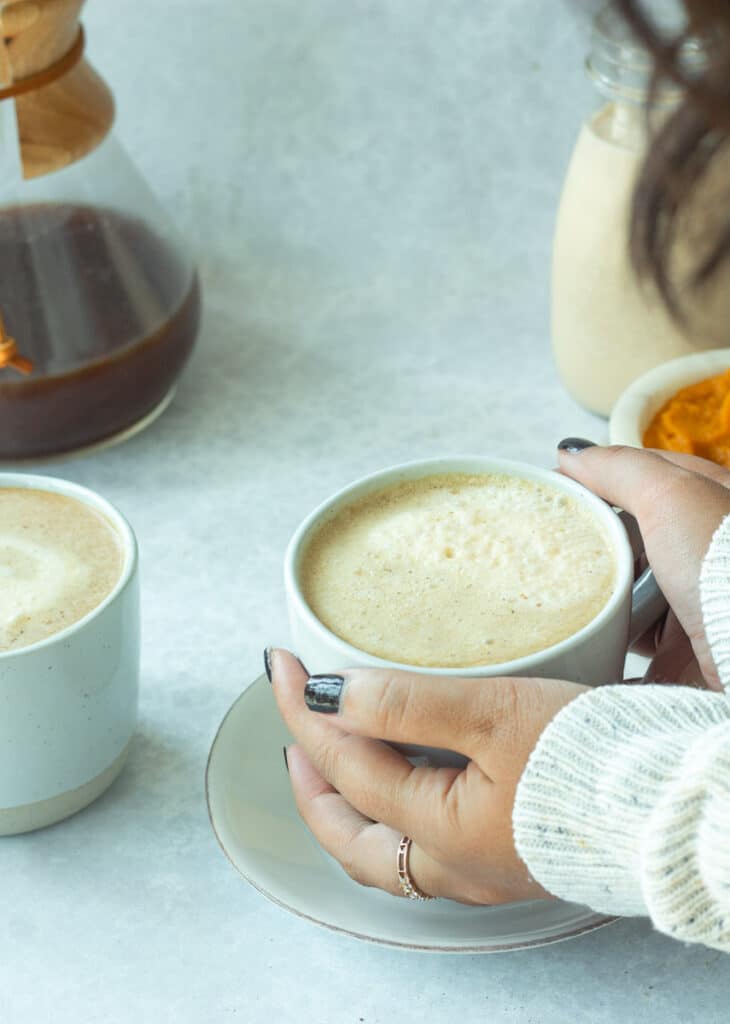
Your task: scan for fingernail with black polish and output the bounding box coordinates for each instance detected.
[283,746,289,774]
[264,647,274,684]
[557,437,597,454]
[304,674,345,714]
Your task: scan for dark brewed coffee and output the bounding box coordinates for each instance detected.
[0,203,200,459]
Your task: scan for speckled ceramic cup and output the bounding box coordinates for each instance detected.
[0,474,139,836]
[285,456,665,765]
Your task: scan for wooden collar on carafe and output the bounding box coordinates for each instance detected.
[0,1,114,181]
[0,311,33,375]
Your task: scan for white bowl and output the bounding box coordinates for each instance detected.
[609,348,730,448]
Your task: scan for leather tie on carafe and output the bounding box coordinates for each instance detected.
[0,25,84,101]
[0,310,33,375]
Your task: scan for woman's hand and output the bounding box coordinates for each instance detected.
[270,649,585,905]
[559,443,730,691]
[271,445,730,904]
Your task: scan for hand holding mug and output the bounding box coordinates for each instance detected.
[559,443,730,690]
[271,649,584,904]
[273,446,730,905]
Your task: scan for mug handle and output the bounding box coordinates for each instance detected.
[616,509,669,647]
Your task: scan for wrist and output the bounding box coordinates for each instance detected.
[513,684,730,915]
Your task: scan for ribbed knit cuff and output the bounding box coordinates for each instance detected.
[513,684,730,917]
[639,722,730,949]
[700,513,730,692]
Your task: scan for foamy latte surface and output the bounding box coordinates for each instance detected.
[0,489,123,653]
[300,473,616,667]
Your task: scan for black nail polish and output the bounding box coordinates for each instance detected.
[264,647,273,684]
[283,746,289,773]
[557,437,597,454]
[304,674,345,714]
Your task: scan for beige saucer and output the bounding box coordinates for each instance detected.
[206,675,616,953]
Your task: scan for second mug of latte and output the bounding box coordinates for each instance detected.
[0,474,140,835]
[285,457,664,765]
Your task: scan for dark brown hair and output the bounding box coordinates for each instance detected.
[614,1,730,316]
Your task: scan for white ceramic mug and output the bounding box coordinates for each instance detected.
[0,473,140,836]
[285,457,665,760]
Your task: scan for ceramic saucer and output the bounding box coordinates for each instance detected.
[206,675,617,953]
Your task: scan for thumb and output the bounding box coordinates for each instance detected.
[557,441,695,520]
[306,668,533,765]
[557,441,730,568]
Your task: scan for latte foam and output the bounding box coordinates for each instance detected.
[0,489,123,653]
[300,473,616,667]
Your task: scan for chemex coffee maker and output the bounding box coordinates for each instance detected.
[0,0,200,460]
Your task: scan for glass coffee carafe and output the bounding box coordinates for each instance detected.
[0,0,200,459]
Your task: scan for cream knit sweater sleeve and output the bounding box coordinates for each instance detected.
[512,515,730,952]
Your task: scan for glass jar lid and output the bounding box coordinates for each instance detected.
[587,5,706,105]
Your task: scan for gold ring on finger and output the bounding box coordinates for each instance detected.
[396,836,436,901]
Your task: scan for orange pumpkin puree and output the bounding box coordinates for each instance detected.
[643,369,730,467]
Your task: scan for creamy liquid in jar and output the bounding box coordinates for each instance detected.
[552,102,730,418]
[552,2,730,419]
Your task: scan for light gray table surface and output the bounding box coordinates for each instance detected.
[2,2,729,1021]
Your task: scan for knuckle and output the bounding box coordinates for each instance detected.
[442,766,490,855]
[338,822,372,887]
[655,462,692,497]
[494,675,521,723]
[466,676,520,748]
[414,767,475,863]
[644,464,708,529]
[371,672,417,738]
[604,443,630,460]
[341,857,368,887]
[316,728,350,784]
[599,443,636,475]
[437,776,471,858]
[605,443,659,483]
